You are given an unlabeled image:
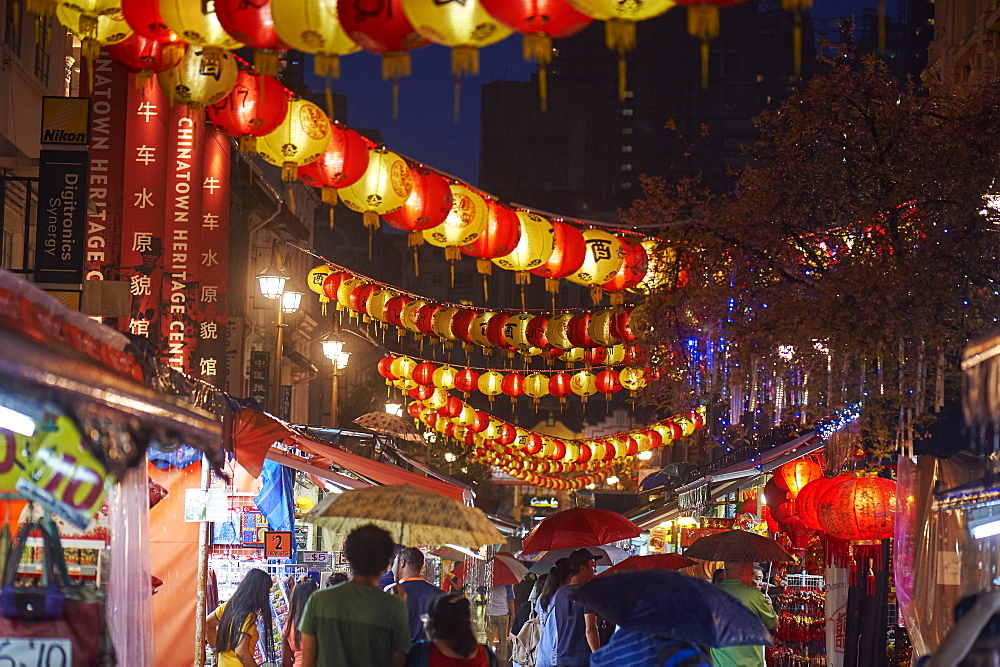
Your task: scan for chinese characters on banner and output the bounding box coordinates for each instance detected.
[85,58,230,388]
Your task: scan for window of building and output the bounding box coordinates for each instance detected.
[621,164,632,171]
[5,0,22,57]
[621,145,632,153]
[35,16,52,85]
[621,182,632,190]
[621,127,633,135]
[622,108,633,116]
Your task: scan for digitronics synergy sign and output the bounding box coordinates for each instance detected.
[40,97,91,146]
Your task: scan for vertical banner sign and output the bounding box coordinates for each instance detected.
[35,150,90,284]
[249,351,269,407]
[194,126,231,387]
[83,57,130,285]
[119,80,169,344]
[160,104,205,374]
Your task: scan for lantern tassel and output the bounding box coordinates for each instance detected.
[793,13,803,76]
[286,183,296,213]
[545,278,560,294]
[482,275,489,302]
[369,230,373,260]
[590,286,604,305]
[254,50,279,77]
[363,211,380,229]
[538,64,548,112]
[413,248,420,277]
[476,259,492,275]
[444,246,462,261]
[605,19,637,51]
[135,70,154,90]
[281,161,297,182]
[617,52,628,103]
[523,33,553,64]
[450,262,455,288]
[700,39,710,89]
[325,79,335,119]
[408,231,425,247]
[238,134,257,153]
[322,186,338,205]
[452,46,479,76]
[25,0,55,16]
[609,291,624,306]
[515,271,531,285]
[320,295,328,316]
[328,206,335,229]
[315,53,341,79]
[454,78,461,124]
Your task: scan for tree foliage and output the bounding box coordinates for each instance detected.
[627,56,1000,453]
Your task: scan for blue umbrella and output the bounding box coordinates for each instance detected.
[572,569,773,648]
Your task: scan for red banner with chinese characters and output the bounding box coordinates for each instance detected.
[83,56,129,284]
[195,126,230,387]
[119,81,169,344]
[160,105,205,375]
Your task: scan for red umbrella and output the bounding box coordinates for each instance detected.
[491,551,529,586]
[521,508,641,554]
[598,553,696,577]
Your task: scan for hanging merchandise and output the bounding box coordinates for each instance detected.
[157,44,239,109]
[816,473,897,541]
[338,147,414,229]
[492,211,556,285]
[298,122,372,226]
[256,98,331,185]
[567,228,627,303]
[215,0,288,75]
[105,31,185,88]
[206,68,290,153]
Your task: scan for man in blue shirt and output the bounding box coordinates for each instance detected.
[548,548,601,666]
[391,546,444,643]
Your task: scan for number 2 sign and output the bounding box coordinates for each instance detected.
[264,531,293,559]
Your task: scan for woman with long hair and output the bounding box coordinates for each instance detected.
[206,568,275,667]
[535,558,571,667]
[281,578,319,667]
[406,593,498,666]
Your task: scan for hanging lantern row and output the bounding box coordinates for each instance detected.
[475,450,614,490]
[407,396,706,468]
[381,356,652,403]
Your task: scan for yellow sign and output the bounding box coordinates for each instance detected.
[40,97,91,145]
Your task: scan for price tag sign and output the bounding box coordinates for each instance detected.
[0,637,73,664]
[264,531,293,559]
[297,551,333,569]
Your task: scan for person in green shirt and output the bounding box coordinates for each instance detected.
[299,524,411,666]
[709,561,777,667]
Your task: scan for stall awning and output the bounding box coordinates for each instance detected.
[265,448,369,491]
[707,431,820,483]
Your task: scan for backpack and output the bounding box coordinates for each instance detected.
[510,606,542,666]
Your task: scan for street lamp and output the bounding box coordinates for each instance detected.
[323,340,350,427]
[257,262,302,417]
[384,402,403,417]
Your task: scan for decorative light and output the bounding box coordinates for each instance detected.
[676,516,699,527]
[778,345,795,360]
[424,431,438,443]
[444,452,457,462]
[0,405,35,437]
[322,339,344,360]
[385,402,403,417]
[256,264,288,299]
[606,475,619,485]
[637,451,652,461]
[816,403,862,440]
[280,290,303,313]
[586,483,597,490]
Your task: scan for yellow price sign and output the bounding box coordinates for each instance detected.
[17,415,110,530]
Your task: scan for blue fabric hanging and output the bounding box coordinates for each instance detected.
[253,459,296,559]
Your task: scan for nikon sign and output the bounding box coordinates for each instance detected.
[40,97,91,146]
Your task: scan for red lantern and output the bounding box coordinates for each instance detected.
[501,373,525,399]
[299,122,371,216]
[407,402,423,418]
[595,369,621,395]
[523,433,544,456]
[576,443,592,464]
[546,439,567,461]
[383,295,411,328]
[383,166,453,236]
[778,459,823,498]
[122,0,178,43]
[549,372,572,402]
[415,303,443,337]
[497,423,517,445]
[377,357,397,380]
[485,313,510,348]
[643,429,663,450]
[479,0,591,52]
[775,499,797,523]
[409,386,434,400]
[215,0,287,74]
[780,516,817,549]
[796,476,836,531]
[454,368,480,396]
[322,271,352,300]
[526,315,550,349]
[449,309,477,344]
[568,312,595,348]
[106,32,184,82]
[602,235,648,302]
[461,200,521,273]
[584,347,608,366]
[531,219,586,292]
[349,283,380,315]
[611,305,638,344]
[817,475,897,541]
[468,410,489,433]
[412,362,437,386]
[440,396,464,418]
[207,69,289,153]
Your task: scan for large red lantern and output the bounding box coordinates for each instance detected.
[501,373,525,400]
[322,271,352,301]
[461,200,522,276]
[122,0,178,43]
[450,310,477,345]
[549,372,572,403]
[817,474,897,541]
[778,459,823,498]
[412,362,437,386]
[215,0,287,74]
[568,312,595,348]
[485,313,510,348]
[383,295,411,329]
[454,369,480,396]
[207,69,289,153]
[774,499,797,523]
[440,396,464,418]
[383,166,454,240]
[527,315,550,349]
[611,305,638,344]
[467,410,489,433]
[601,235,648,303]
[531,219,586,292]
[780,516,817,549]
[796,476,836,531]
[595,369,621,395]
[377,357,397,380]
[299,121,371,221]
[415,303,443,337]
[336,0,429,114]
[106,32,185,86]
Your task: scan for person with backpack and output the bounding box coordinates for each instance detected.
[533,558,571,667]
[406,593,498,667]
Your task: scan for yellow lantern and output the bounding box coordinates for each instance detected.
[561,442,579,463]
[482,417,504,440]
[257,98,331,182]
[431,306,460,341]
[306,265,336,295]
[470,311,497,348]
[633,432,651,453]
[504,313,534,351]
[604,344,627,366]
[589,440,607,461]
[546,313,575,350]
[524,373,549,404]
[570,370,597,400]
[402,0,512,77]
[339,147,413,228]
[589,309,618,347]
[478,371,504,402]
[56,2,131,61]
[365,289,396,322]
[455,404,477,426]
[650,422,674,446]
[271,0,361,78]
[400,299,429,334]
[390,356,417,380]
[675,416,696,437]
[427,388,450,409]
[561,348,585,364]
[335,277,362,312]
[392,377,417,391]
[493,211,556,283]
[432,365,458,390]
[157,45,239,109]
[567,229,626,301]
[160,0,243,54]
[423,184,489,259]
[619,366,646,396]
[521,347,544,357]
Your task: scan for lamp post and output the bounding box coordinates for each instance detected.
[257,263,302,418]
[322,339,350,427]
